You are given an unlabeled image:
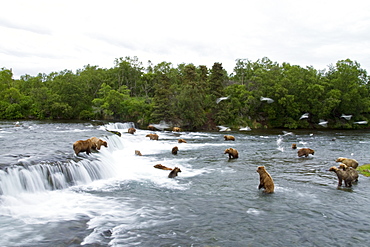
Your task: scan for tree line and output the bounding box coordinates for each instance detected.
[1,56,369,130]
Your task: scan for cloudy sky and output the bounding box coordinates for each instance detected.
[1,0,370,79]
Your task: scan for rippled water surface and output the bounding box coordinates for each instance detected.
[0,120,370,247]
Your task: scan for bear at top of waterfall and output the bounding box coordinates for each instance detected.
[89,137,108,151]
[128,127,136,134]
[224,148,239,159]
[224,135,235,141]
[335,157,359,169]
[256,166,275,193]
[73,137,107,155]
[168,167,182,178]
[297,148,315,157]
[73,139,94,155]
[146,133,159,140]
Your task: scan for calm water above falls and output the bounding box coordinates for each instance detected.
[0,120,370,247]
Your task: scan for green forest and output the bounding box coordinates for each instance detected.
[1,56,369,130]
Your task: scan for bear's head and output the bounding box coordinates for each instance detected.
[173,167,181,173]
[99,140,108,148]
[336,157,346,162]
[256,166,266,174]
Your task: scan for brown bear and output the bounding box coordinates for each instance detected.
[146,134,159,140]
[135,150,142,156]
[168,167,182,178]
[224,148,239,159]
[339,163,359,182]
[128,127,136,134]
[172,146,179,155]
[173,127,181,132]
[224,135,235,141]
[297,148,315,157]
[336,157,359,169]
[291,143,297,149]
[154,164,173,170]
[73,139,94,155]
[256,166,275,193]
[148,125,157,131]
[178,139,187,143]
[329,164,358,187]
[89,137,108,151]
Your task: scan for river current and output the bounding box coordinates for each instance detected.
[0,120,369,247]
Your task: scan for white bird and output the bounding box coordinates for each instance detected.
[299,113,309,120]
[340,114,352,120]
[217,125,231,131]
[282,131,294,136]
[216,96,230,104]
[354,121,368,125]
[260,96,274,103]
[318,119,328,127]
[239,126,251,131]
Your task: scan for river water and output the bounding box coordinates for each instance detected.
[0,120,370,247]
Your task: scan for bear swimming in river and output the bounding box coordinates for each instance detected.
[168,167,182,178]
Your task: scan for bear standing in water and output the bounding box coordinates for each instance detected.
[335,157,359,169]
[224,148,238,159]
[256,166,274,193]
[297,148,314,157]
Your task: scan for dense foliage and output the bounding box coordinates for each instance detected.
[1,56,370,130]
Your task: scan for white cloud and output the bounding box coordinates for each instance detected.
[1,0,370,78]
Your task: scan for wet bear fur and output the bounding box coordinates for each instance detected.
[336,157,359,169]
[329,164,358,187]
[297,148,315,157]
[172,146,179,155]
[178,139,187,143]
[168,167,182,178]
[146,133,159,140]
[224,148,239,159]
[128,127,136,134]
[148,125,157,131]
[339,163,359,183]
[224,135,235,141]
[256,166,275,193]
[89,137,108,151]
[73,139,94,155]
[154,164,173,170]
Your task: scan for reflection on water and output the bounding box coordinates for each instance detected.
[0,120,370,246]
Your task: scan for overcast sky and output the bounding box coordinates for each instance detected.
[1,0,370,79]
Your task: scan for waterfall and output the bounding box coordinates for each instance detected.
[103,122,135,130]
[0,156,116,195]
